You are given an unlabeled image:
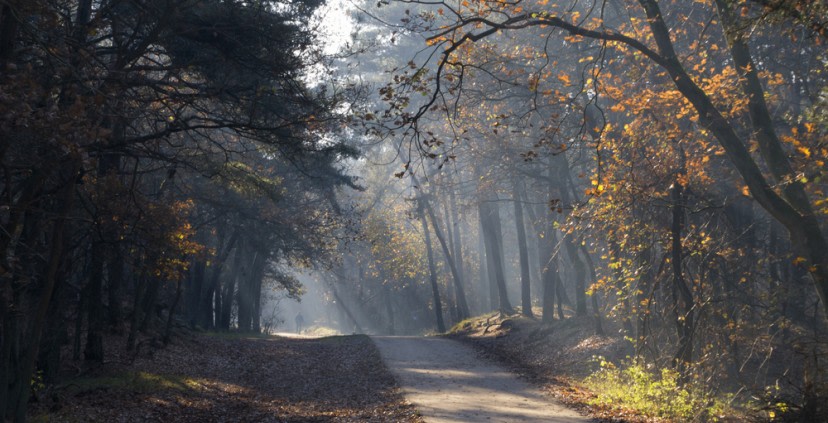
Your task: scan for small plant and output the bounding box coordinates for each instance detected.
[584,356,733,422]
[30,370,46,397]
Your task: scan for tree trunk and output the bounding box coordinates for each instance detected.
[423,197,470,320]
[198,230,239,329]
[448,178,467,313]
[126,269,147,352]
[139,276,160,333]
[670,180,694,371]
[535,202,557,323]
[419,198,446,333]
[384,283,396,335]
[580,243,605,336]
[186,258,206,327]
[549,229,566,320]
[237,251,260,332]
[557,159,588,316]
[106,247,125,332]
[83,244,105,363]
[479,197,514,314]
[251,263,264,333]
[219,242,244,331]
[512,178,533,318]
[11,162,77,421]
[163,279,183,345]
[477,215,490,313]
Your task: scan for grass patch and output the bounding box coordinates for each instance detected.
[584,358,734,422]
[62,371,202,395]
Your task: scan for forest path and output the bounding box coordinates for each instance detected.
[372,336,592,423]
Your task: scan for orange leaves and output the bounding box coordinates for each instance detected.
[570,11,580,23]
[556,73,571,86]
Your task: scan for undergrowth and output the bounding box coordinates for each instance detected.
[584,357,734,422]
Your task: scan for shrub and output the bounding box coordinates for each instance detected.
[584,357,732,422]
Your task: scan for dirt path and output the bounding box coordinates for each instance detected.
[372,336,592,423]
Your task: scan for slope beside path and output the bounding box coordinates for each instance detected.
[372,336,593,423]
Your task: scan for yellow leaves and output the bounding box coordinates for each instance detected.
[528,74,539,92]
[741,185,751,197]
[426,36,447,46]
[557,73,571,86]
[609,103,625,112]
[793,257,808,266]
[797,146,812,158]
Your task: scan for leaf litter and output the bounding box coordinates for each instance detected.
[31,333,423,422]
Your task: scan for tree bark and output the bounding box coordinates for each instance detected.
[198,230,239,329]
[422,196,470,320]
[512,178,534,317]
[83,246,105,363]
[580,242,605,336]
[11,160,78,421]
[419,198,446,333]
[670,180,694,371]
[479,197,514,314]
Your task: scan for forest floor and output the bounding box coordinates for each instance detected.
[447,311,661,422]
[28,331,422,422]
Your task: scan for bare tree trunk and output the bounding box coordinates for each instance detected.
[670,180,694,372]
[534,202,557,323]
[163,279,183,345]
[198,230,238,329]
[448,177,467,312]
[477,215,490,313]
[12,162,77,421]
[423,197,470,319]
[237,251,260,332]
[580,243,605,336]
[557,160,588,316]
[219,241,244,331]
[419,198,446,333]
[479,197,514,314]
[107,247,125,332]
[83,247,105,363]
[512,178,533,318]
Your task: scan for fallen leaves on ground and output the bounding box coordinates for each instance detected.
[32,333,423,422]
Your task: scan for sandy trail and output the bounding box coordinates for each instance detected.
[372,336,592,423]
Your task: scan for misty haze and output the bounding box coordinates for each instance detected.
[1,0,826,422]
